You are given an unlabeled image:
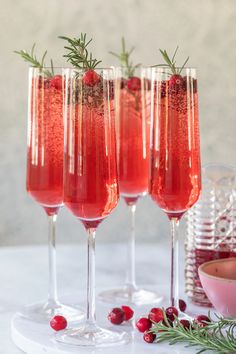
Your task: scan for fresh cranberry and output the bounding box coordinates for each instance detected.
[166,306,178,322]
[169,74,183,86]
[121,305,134,321]
[50,315,67,331]
[108,307,125,325]
[143,331,156,343]
[83,69,101,87]
[50,75,63,90]
[148,308,164,323]
[180,319,191,330]
[136,317,152,333]
[127,76,141,91]
[194,314,211,327]
[179,299,187,312]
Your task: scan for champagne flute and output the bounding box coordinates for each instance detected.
[56,68,128,346]
[98,67,162,305]
[23,67,84,322]
[149,66,201,313]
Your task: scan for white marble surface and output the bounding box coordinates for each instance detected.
[0,242,211,353]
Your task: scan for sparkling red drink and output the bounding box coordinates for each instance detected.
[118,80,150,203]
[63,71,119,229]
[26,73,64,215]
[150,74,201,219]
[149,66,201,310]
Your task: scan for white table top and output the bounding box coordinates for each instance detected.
[1,242,210,353]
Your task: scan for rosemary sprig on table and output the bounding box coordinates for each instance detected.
[151,311,236,354]
[59,33,102,69]
[109,36,140,77]
[14,43,54,77]
[153,46,189,75]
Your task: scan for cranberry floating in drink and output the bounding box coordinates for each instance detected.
[55,34,128,347]
[149,47,201,315]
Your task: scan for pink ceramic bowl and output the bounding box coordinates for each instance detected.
[199,258,236,318]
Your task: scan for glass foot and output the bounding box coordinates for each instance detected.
[98,285,164,305]
[55,323,129,347]
[20,300,85,323]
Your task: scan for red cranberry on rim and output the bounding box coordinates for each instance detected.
[50,315,67,331]
[108,307,125,325]
[179,299,187,312]
[83,69,101,87]
[148,307,164,323]
[136,317,152,333]
[121,305,134,321]
[143,331,156,343]
[194,314,211,327]
[127,76,141,91]
[50,75,63,90]
[166,306,178,322]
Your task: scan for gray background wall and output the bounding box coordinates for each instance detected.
[0,0,236,246]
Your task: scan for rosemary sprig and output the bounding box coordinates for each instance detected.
[109,36,140,77]
[154,46,189,75]
[14,43,53,77]
[151,311,236,354]
[59,33,102,69]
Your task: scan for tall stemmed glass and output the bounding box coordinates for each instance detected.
[24,68,84,322]
[98,67,162,305]
[56,68,128,347]
[149,67,201,312]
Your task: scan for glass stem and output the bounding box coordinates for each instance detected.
[86,228,96,326]
[48,214,58,305]
[125,204,137,290]
[170,217,179,308]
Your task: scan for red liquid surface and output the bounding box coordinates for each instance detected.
[150,84,201,218]
[118,88,150,200]
[64,99,119,229]
[26,78,64,215]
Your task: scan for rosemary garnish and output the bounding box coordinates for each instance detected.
[14,43,54,77]
[151,311,236,354]
[154,46,189,75]
[109,36,140,77]
[59,33,102,69]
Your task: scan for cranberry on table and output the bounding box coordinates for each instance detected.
[143,331,156,343]
[136,317,152,333]
[148,307,164,323]
[108,307,125,325]
[194,314,211,327]
[127,76,141,91]
[180,319,191,330]
[121,305,134,321]
[83,69,101,87]
[165,306,178,322]
[50,315,67,331]
[179,299,187,312]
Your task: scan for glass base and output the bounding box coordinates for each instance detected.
[98,285,164,305]
[20,300,85,323]
[55,323,129,347]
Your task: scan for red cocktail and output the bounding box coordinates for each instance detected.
[150,65,201,313]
